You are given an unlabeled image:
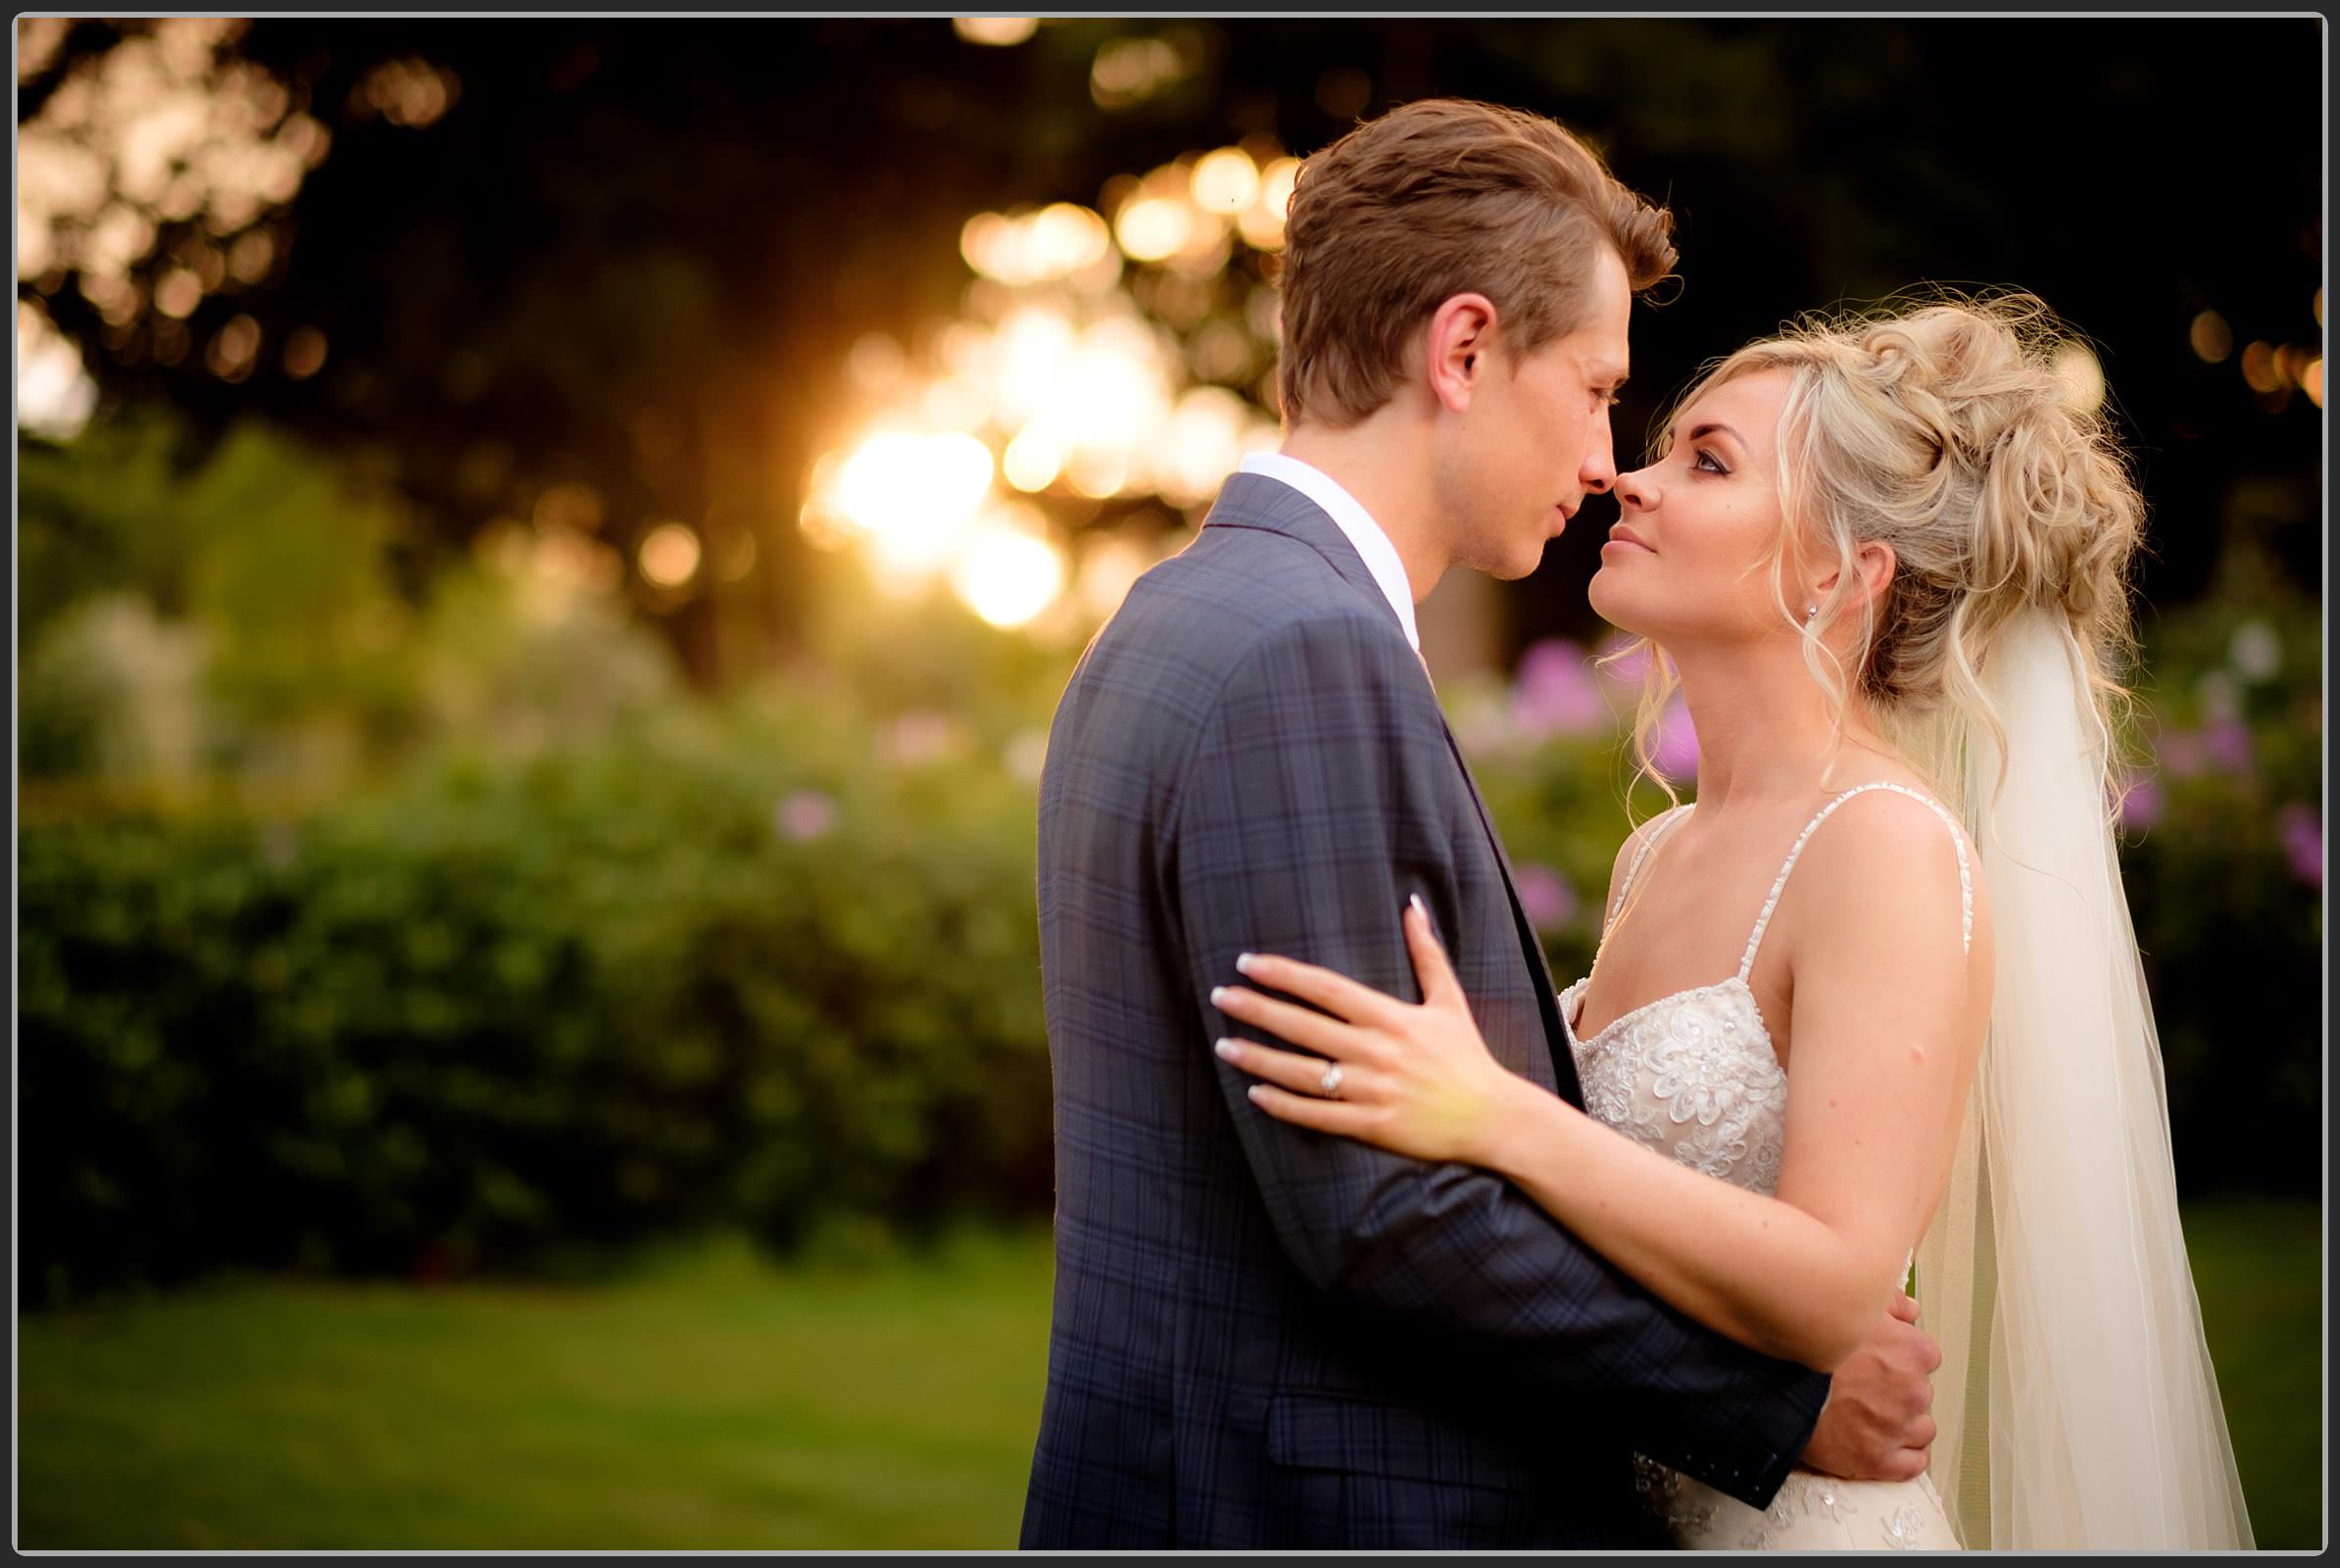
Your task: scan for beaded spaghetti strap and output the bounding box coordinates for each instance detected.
[1604,804,1695,937]
[1736,782,1974,981]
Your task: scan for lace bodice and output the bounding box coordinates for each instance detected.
[1562,782,1973,1198]
[1561,971,1792,1194]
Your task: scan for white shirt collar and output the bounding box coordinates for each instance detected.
[1237,451,1421,653]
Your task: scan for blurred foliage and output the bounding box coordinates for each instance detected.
[22,685,1053,1304]
[2118,525,2323,1193]
[20,407,677,795]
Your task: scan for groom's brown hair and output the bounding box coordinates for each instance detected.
[1276,99,1678,428]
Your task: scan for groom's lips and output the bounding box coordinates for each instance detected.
[1550,502,1575,536]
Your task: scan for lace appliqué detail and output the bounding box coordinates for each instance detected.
[1632,1452,1721,1538]
[1565,976,1789,1194]
[1881,1503,1926,1549]
[1725,1471,1864,1549]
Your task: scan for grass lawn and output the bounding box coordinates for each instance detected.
[2183,1196,2324,1551]
[19,1200,2321,1549]
[20,1228,1057,1549]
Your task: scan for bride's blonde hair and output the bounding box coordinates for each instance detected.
[1611,290,2148,821]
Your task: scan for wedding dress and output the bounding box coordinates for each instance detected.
[1559,783,1969,1549]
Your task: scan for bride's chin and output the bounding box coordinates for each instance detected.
[1585,573,1634,625]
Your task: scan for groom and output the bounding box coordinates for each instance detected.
[1022,99,1940,1549]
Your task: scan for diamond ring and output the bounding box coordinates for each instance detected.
[1319,1062,1343,1100]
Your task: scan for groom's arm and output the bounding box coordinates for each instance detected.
[1166,612,1831,1510]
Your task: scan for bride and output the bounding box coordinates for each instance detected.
[1208,293,2256,1549]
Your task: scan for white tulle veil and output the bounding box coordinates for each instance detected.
[1909,610,2256,1548]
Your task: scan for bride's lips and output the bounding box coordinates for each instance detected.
[1602,523,1655,558]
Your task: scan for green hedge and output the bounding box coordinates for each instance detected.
[21,691,1053,1303]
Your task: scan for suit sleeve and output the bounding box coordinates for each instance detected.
[1165,612,1831,1508]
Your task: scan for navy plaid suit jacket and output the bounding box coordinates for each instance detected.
[1020,473,1830,1549]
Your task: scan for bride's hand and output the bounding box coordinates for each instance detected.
[1211,896,1526,1166]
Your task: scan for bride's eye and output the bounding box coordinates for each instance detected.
[1693,448,1730,475]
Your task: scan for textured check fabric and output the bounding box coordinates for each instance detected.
[1019,472,1829,1549]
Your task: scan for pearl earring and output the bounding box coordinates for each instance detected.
[1804,604,1819,620]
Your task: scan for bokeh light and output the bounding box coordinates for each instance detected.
[16,301,98,439]
[1002,425,1067,492]
[833,430,995,573]
[637,521,703,588]
[2240,341,2281,394]
[354,58,460,129]
[1090,36,1188,110]
[1190,147,1259,215]
[2189,310,2233,363]
[805,131,1307,638]
[962,203,1115,287]
[207,313,262,380]
[951,505,1065,627]
[2050,341,2105,414]
[154,268,202,318]
[952,17,1039,46]
[1113,196,1192,264]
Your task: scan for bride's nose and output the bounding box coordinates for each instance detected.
[1614,466,1658,512]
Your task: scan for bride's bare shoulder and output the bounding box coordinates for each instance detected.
[1787,778,1993,964]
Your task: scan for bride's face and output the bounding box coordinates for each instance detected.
[1589,368,1798,646]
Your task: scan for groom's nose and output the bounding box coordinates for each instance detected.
[1580,419,1618,495]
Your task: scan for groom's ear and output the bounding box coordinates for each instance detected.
[1426,292,1498,414]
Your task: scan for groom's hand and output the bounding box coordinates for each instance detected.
[1799,1292,1941,1483]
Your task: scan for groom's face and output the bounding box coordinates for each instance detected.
[1438,246,1634,580]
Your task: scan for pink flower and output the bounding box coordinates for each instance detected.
[883,710,961,766]
[775,790,837,842]
[2158,730,2205,779]
[2118,777,2165,832]
[1515,862,1580,933]
[1510,638,1608,738]
[2201,716,2254,775]
[2279,804,2321,888]
[1653,697,1700,781]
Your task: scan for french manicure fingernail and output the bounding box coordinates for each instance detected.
[1214,1038,1238,1058]
[1210,986,1228,1007]
[1235,953,1256,974]
[1410,893,1428,917]
[1247,1085,1265,1100]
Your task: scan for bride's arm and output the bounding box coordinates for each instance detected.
[1216,804,1988,1373]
